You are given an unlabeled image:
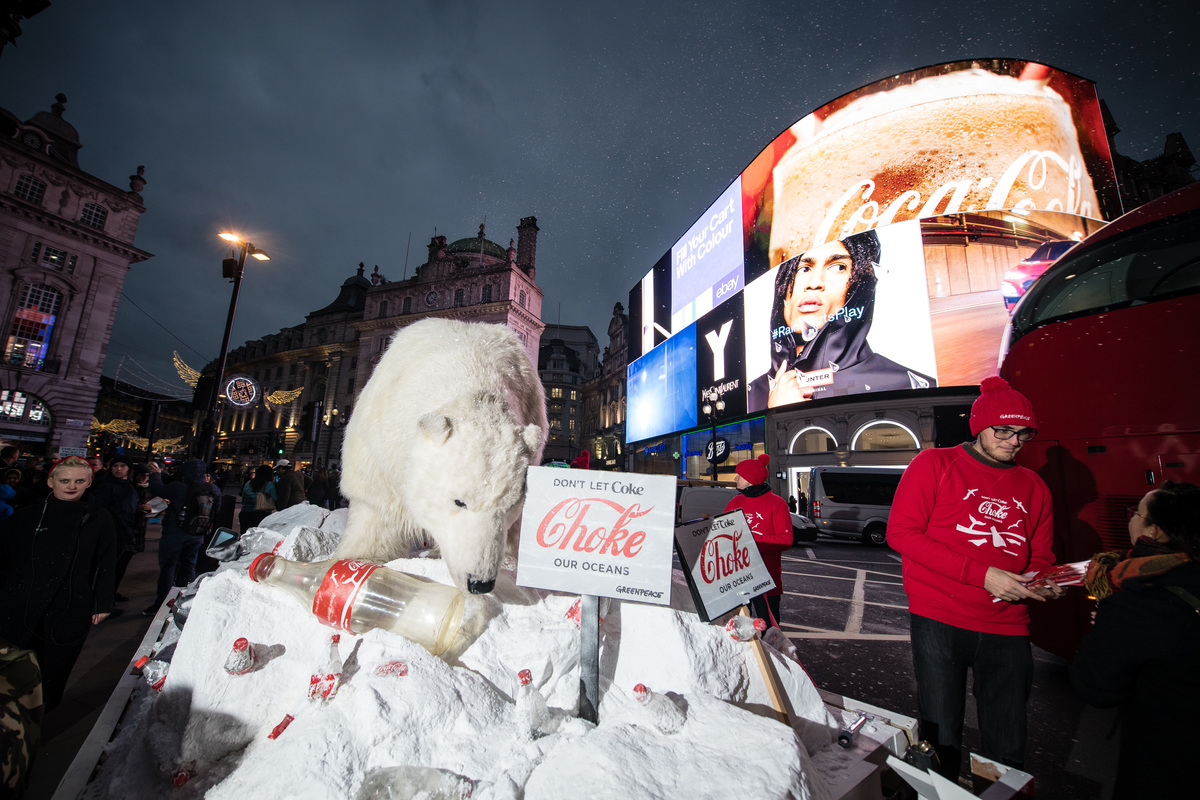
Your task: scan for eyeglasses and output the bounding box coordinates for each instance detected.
[991,427,1037,442]
[1126,505,1146,522]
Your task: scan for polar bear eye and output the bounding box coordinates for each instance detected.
[455,499,467,509]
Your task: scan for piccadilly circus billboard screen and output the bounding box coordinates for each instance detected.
[626,58,1119,445]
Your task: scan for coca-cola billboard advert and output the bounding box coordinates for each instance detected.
[625,59,1119,442]
[516,467,676,604]
[674,511,776,622]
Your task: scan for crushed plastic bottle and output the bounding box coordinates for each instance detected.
[308,634,342,701]
[632,683,686,734]
[224,637,256,675]
[142,659,169,692]
[248,554,464,655]
[515,669,554,740]
[725,615,767,642]
[355,765,477,800]
[267,713,295,740]
[761,626,801,663]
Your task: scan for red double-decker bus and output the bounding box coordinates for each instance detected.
[999,182,1200,657]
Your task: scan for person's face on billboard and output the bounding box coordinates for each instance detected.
[783,239,853,335]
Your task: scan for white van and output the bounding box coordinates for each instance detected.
[807,466,906,546]
[676,479,817,544]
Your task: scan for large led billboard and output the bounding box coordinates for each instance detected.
[626,59,1118,444]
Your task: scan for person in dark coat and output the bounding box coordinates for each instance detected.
[87,454,140,605]
[1071,480,1200,799]
[273,459,308,510]
[748,229,935,410]
[0,456,116,710]
[143,459,217,615]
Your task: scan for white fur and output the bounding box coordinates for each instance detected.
[336,319,547,593]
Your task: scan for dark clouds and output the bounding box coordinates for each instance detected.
[2,0,1196,392]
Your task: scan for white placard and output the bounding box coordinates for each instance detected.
[516,467,677,605]
[674,510,776,620]
[57,446,88,456]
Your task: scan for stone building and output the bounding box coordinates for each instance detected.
[537,324,599,463]
[580,303,628,471]
[201,217,545,468]
[355,218,544,373]
[202,265,371,467]
[1103,101,1196,210]
[0,95,152,456]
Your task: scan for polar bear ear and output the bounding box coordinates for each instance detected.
[418,413,453,444]
[521,423,543,454]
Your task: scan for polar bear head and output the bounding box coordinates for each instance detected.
[405,391,543,594]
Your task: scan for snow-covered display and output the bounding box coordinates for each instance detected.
[77,503,879,799]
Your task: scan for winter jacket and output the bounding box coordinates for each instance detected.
[275,468,309,510]
[888,444,1056,635]
[725,484,792,598]
[0,497,117,649]
[1070,550,1200,799]
[88,474,140,547]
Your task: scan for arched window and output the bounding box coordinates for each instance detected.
[789,426,838,454]
[13,174,46,205]
[5,283,62,369]
[851,420,919,451]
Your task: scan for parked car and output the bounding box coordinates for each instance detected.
[1000,240,1076,311]
[807,466,905,546]
[676,480,816,545]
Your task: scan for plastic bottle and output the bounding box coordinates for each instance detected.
[354,765,477,800]
[515,669,553,740]
[224,637,256,675]
[248,554,465,655]
[309,634,342,701]
[725,615,767,642]
[632,683,686,734]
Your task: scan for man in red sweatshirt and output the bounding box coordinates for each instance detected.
[888,376,1063,781]
[725,453,792,626]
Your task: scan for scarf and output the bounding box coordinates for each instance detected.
[1084,536,1192,601]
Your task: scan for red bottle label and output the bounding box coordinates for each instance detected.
[311,559,379,634]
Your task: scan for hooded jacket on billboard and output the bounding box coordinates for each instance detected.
[748,269,935,410]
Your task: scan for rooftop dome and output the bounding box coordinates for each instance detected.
[446,223,508,260]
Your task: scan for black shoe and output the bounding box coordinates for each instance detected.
[114,592,129,602]
[142,604,160,616]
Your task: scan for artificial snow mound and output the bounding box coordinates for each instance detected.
[86,513,840,799]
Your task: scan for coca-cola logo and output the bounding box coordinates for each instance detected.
[699,529,750,585]
[812,149,1095,247]
[535,498,650,558]
[312,559,379,633]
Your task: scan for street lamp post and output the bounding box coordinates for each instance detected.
[324,406,341,466]
[701,390,725,482]
[198,232,269,465]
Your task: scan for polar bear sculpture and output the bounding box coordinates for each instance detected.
[336,319,547,594]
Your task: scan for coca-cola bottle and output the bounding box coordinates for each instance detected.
[632,683,686,735]
[309,634,342,701]
[515,668,553,740]
[248,554,465,655]
[725,615,766,642]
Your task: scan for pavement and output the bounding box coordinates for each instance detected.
[23,516,180,800]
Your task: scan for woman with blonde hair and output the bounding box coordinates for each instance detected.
[0,456,117,709]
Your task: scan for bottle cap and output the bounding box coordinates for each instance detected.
[633,683,649,701]
[248,553,275,582]
[518,669,532,686]
[232,638,249,652]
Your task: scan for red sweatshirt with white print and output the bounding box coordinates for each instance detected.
[888,444,1056,635]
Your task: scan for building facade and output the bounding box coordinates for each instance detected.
[0,95,152,456]
[201,217,546,468]
[355,218,545,373]
[202,265,371,467]
[537,324,599,463]
[581,303,628,471]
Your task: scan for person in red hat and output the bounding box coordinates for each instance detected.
[724,453,791,625]
[888,376,1065,782]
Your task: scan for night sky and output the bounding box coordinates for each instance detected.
[3,1,1196,398]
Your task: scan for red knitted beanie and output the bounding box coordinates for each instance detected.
[735,453,770,484]
[970,376,1036,436]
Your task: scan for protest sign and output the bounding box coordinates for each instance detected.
[516,467,676,605]
[674,510,776,621]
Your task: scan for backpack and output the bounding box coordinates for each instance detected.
[179,483,215,536]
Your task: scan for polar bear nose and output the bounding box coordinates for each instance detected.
[467,577,495,595]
